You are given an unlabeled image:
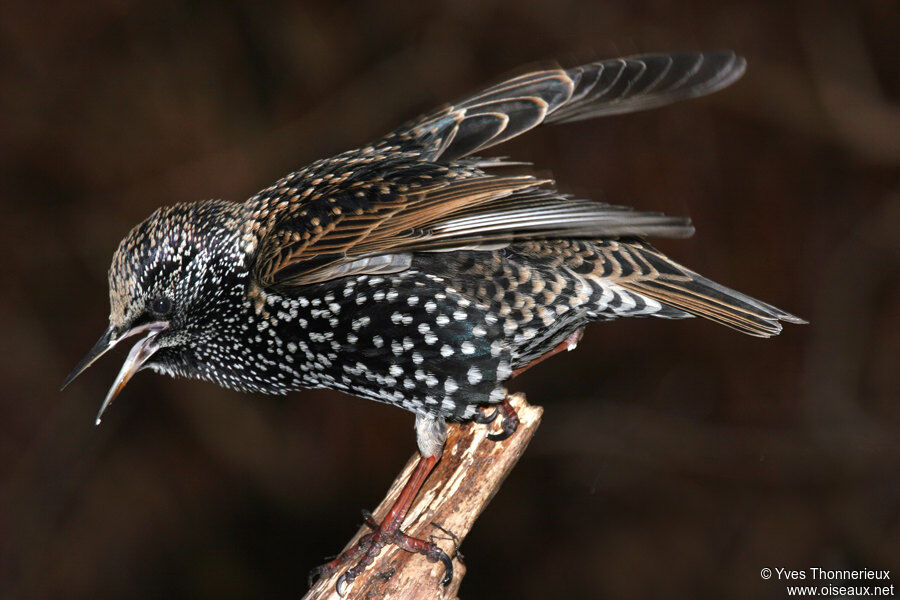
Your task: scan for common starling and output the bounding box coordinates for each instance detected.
[63,51,804,592]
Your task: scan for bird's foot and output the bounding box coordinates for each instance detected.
[474,397,519,442]
[309,510,453,595]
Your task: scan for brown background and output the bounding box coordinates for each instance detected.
[1,1,897,599]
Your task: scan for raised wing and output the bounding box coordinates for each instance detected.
[251,51,744,293]
[383,51,745,161]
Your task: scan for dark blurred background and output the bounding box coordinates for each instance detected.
[1,1,897,599]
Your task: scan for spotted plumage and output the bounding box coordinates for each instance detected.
[64,50,804,591]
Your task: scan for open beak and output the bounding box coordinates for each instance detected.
[62,321,169,425]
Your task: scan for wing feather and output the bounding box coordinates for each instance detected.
[250,51,745,292]
[384,51,745,161]
[596,241,806,337]
[253,175,692,290]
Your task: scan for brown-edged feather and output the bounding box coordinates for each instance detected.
[253,171,694,290]
[595,241,806,337]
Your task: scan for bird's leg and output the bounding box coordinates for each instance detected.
[512,327,584,378]
[309,415,453,595]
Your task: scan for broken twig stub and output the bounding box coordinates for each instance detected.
[304,393,542,600]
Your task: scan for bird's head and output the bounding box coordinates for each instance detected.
[63,200,248,424]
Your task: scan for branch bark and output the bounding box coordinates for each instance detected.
[303,393,542,600]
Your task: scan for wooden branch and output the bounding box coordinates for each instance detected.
[303,393,542,600]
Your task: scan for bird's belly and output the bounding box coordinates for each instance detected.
[268,271,513,420]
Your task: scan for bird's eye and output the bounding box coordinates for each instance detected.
[150,297,173,316]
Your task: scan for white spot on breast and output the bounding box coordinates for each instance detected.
[503,320,517,335]
[461,341,475,355]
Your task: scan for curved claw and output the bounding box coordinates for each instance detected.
[336,572,351,597]
[437,548,454,586]
[487,428,514,442]
[472,407,499,424]
[485,396,519,442]
[308,565,329,588]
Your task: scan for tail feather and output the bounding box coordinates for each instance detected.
[595,240,805,337]
[625,275,805,337]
